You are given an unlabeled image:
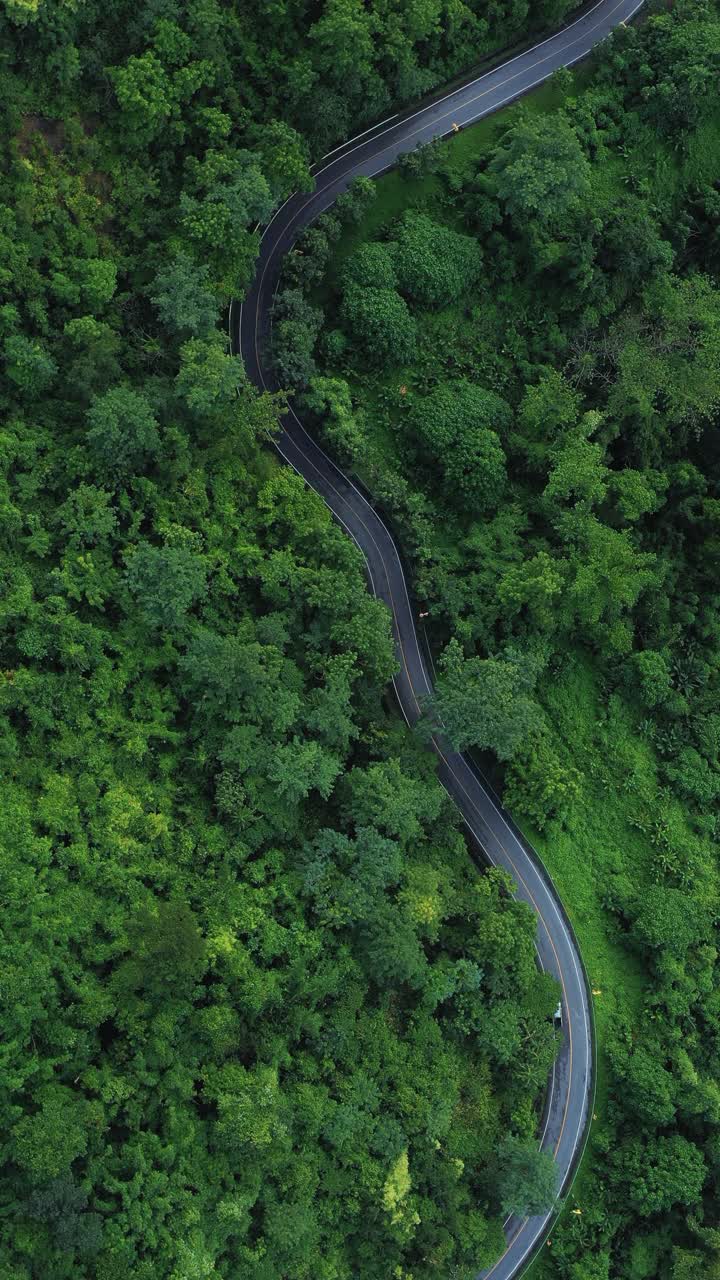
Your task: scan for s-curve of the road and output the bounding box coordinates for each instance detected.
[232,2,642,1274]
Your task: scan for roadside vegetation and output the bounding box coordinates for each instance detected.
[280,4,720,1277]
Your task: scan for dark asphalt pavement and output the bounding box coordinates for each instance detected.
[233,2,642,1273]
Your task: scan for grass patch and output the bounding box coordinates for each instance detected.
[513,651,700,1276]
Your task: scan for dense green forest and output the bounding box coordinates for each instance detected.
[3,0,720,1278]
[278,2,720,1277]
[0,2,583,1279]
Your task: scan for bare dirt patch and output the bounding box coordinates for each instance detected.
[17,114,66,155]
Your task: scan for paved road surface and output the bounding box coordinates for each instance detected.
[232,2,642,1273]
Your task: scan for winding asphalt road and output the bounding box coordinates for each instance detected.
[232,1,642,1273]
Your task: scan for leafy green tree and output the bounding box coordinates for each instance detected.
[671,1248,720,1280]
[179,628,300,734]
[268,736,341,803]
[152,16,192,64]
[424,638,543,759]
[26,1175,103,1258]
[303,651,359,753]
[285,220,338,288]
[630,885,707,958]
[641,10,720,139]
[341,284,417,365]
[340,279,417,360]
[110,50,175,145]
[392,211,483,307]
[498,551,566,631]
[610,1041,677,1126]
[181,153,274,234]
[334,176,376,225]
[55,484,117,549]
[13,1089,90,1184]
[179,153,273,290]
[359,900,428,986]
[343,757,444,843]
[309,0,376,85]
[615,1135,706,1217]
[633,649,674,709]
[343,241,398,290]
[567,1250,612,1280]
[504,730,581,830]
[665,747,720,809]
[410,379,509,512]
[125,539,208,630]
[607,275,720,459]
[515,369,581,472]
[79,258,117,311]
[176,333,245,415]
[611,468,667,523]
[496,1135,558,1217]
[63,317,121,396]
[2,0,44,25]
[85,385,160,482]
[4,334,57,394]
[303,376,366,461]
[489,110,591,231]
[397,137,446,179]
[598,199,674,301]
[150,253,219,336]
[544,425,609,514]
[273,289,324,387]
[114,900,207,1006]
[249,118,311,198]
[302,825,402,928]
[565,519,659,645]
[207,1063,288,1153]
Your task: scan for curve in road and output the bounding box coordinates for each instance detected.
[232,2,642,1274]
